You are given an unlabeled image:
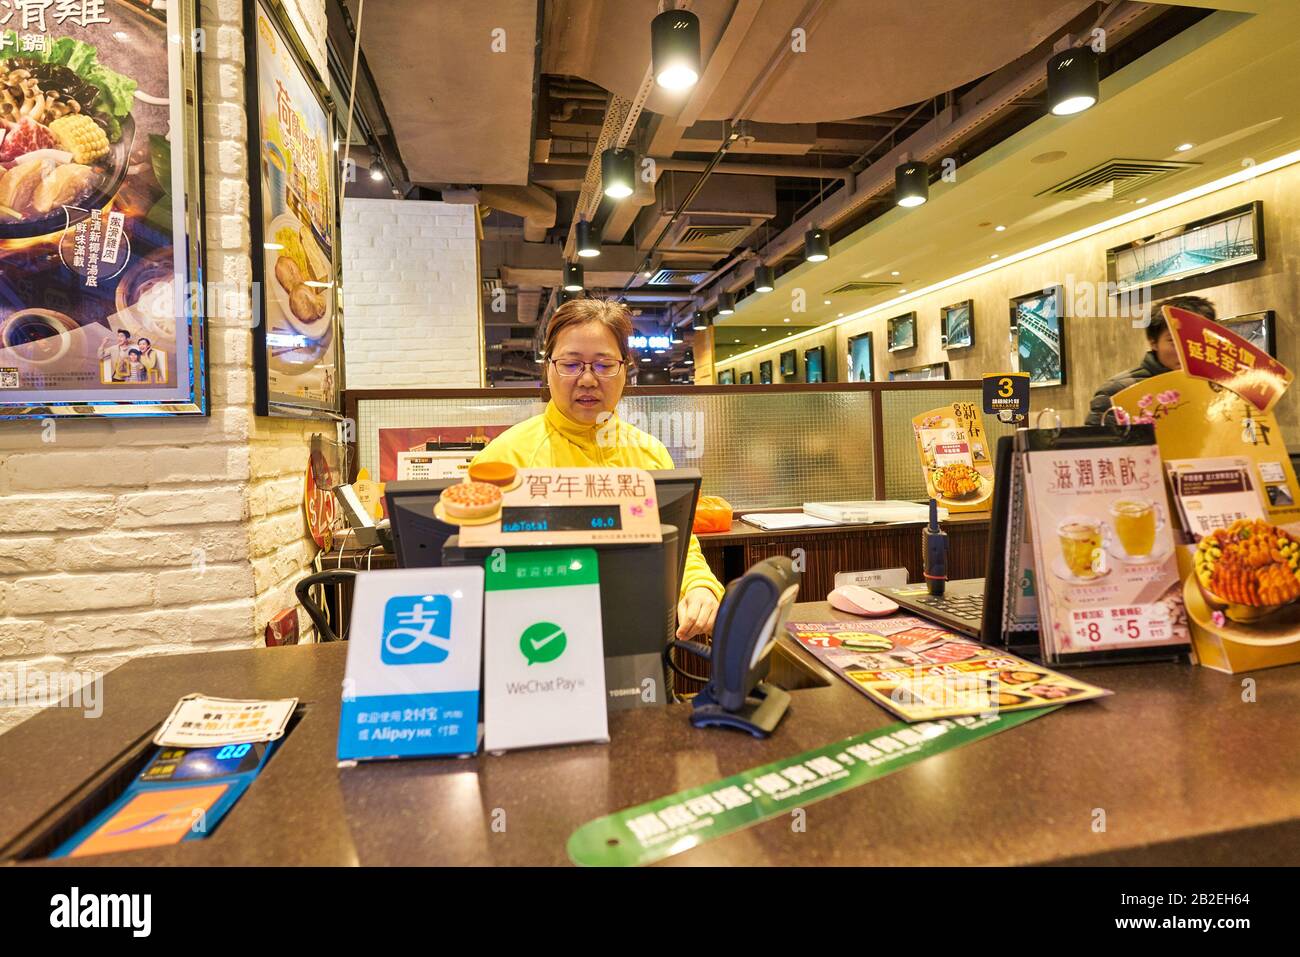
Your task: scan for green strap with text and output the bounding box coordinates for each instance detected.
[567,707,1058,866]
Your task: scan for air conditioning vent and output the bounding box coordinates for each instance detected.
[825,280,901,295]
[646,268,710,286]
[1037,158,1197,201]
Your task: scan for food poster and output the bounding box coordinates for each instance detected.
[251,0,339,416]
[1021,433,1190,662]
[377,425,512,483]
[1111,336,1300,672]
[912,401,994,512]
[785,618,1109,721]
[0,3,203,414]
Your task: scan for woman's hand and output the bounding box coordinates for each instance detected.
[676,587,720,639]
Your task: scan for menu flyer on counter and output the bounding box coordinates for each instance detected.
[785,619,1109,721]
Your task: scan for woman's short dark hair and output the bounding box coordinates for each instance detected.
[1146,295,1216,341]
[543,298,634,362]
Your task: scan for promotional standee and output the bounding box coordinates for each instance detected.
[913,401,995,513]
[1111,305,1300,673]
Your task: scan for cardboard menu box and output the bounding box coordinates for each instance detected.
[1108,305,1300,673]
[912,402,995,513]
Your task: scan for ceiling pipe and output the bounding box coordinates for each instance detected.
[477,184,557,243]
[655,158,854,183]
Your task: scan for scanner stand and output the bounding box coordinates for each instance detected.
[690,680,790,738]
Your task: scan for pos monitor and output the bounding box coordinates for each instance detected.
[386,469,704,708]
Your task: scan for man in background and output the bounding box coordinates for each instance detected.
[1084,295,1217,425]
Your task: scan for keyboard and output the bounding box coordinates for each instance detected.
[908,593,984,623]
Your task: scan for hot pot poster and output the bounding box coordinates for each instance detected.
[0,3,197,409]
[251,0,338,416]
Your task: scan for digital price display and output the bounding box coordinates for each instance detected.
[500,505,622,534]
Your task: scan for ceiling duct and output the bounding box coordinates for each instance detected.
[638,171,776,261]
[1036,158,1199,201]
[479,184,558,242]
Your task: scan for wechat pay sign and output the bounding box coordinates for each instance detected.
[484,549,609,751]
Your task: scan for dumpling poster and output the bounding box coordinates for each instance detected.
[0,3,208,418]
[247,0,341,418]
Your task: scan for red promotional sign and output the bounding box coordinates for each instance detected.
[1166,305,1293,413]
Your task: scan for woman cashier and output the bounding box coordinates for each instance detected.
[471,297,724,639]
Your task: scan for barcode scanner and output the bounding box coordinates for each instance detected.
[666,556,800,737]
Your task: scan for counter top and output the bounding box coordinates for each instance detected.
[698,509,989,543]
[3,602,1298,866]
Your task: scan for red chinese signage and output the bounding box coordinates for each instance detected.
[1166,305,1292,413]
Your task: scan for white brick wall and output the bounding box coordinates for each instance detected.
[342,199,483,388]
[0,0,329,734]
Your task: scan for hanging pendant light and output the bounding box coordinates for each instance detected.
[684,348,694,366]
[651,9,700,90]
[601,147,636,198]
[691,310,708,330]
[1048,46,1099,115]
[754,264,775,292]
[576,218,601,258]
[563,261,584,292]
[804,226,830,262]
[895,160,929,208]
[718,292,735,315]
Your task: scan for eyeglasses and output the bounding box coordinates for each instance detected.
[549,358,625,378]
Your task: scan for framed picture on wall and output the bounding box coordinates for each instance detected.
[759,360,773,384]
[804,346,826,383]
[739,371,753,384]
[847,332,874,382]
[1106,201,1264,294]
[1221,310,1276,357]
[0,2,209,419]
[887,312,917,352]
[247,0,344,418]
[889,362,950,382]
[779,349,797,380]
[941,300,974,350]
[718,369,735,385]
[1011,285,1066,388]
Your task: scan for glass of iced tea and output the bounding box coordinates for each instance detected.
[1058,518,1104,579]
[1110,499,1161,558]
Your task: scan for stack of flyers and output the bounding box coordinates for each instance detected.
[785,618,1110,721]
[154,695,298,748]
[1165,457,1267,542]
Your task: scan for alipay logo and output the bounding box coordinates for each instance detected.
[381,594,452,665]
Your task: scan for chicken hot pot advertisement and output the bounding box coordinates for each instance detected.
[0,0,206,418]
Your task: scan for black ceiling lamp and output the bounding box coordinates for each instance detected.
[804,226,830,262]
[601,147,636,199]
[894,159,929,208]
[563,260,584,292]
[691,310,708,330]
[576,218,601,258]
[684,348,694,365]
[754,263,775,292]
[671,325,684,344]
[651,8,700,90]
[1047,46,1099,115]
[717,292,736,315]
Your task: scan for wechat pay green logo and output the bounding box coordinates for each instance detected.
[520,621,567,665]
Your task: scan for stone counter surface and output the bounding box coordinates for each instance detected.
[2,602,1298,866]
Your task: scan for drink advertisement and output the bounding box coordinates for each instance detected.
[0,1,206,418]
[1021,431,1191,662]
[1111,306,1300,673]
[912,401,994,512]
[249,0,340,418]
